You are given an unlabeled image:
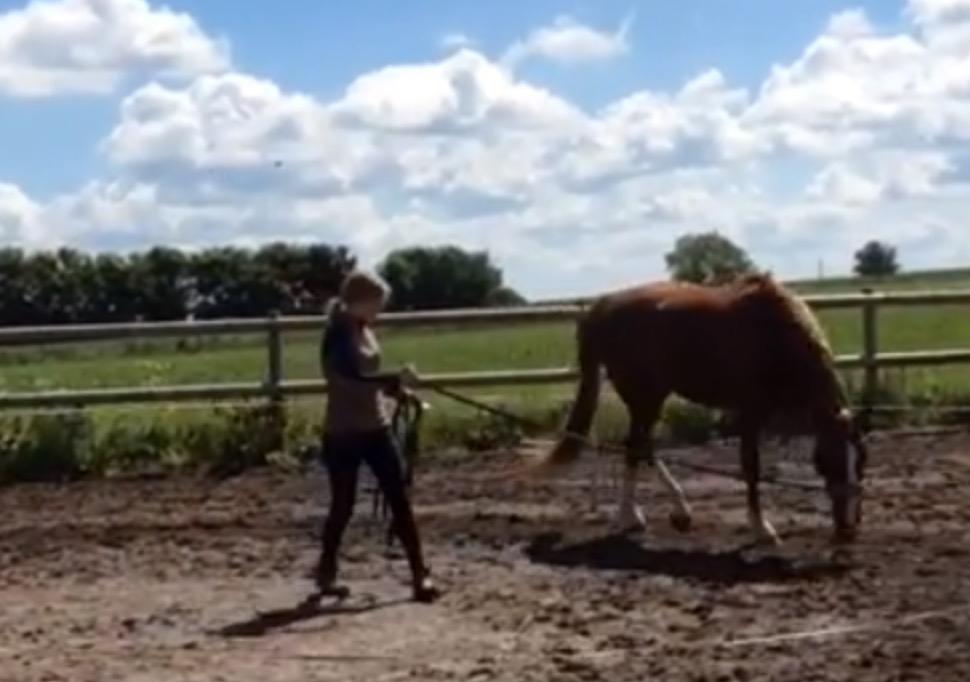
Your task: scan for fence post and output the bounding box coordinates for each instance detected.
[861,288,878,430]
[266,310,285,453]
[266,310,283,400]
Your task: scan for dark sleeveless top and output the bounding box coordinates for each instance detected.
[320,305,398,434]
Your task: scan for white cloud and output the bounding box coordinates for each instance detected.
[10,4,970,296]
[105,74,327,168]
[908,0,970,26]
[0,0,229,97]
[502,14,632,68]
[331,49,584,133]
[807,150,954,207]
[746,4,970,157]
[0,182,42,244]
[806,164,884,206]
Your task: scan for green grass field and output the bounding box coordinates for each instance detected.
[4,268,970,481]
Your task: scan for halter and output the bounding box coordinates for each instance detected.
[371,390,428,546]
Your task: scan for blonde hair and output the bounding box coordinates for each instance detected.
[327,270,390,318]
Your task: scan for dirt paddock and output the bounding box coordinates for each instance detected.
[2,431,970,681]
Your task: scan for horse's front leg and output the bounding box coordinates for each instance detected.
[740,424,781,546]
[653,454,693,533]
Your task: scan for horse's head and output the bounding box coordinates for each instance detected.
[813,407,868,542]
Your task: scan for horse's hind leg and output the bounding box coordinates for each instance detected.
[613,394,667,534]
[615,416,648,533]
[740,421,781,546]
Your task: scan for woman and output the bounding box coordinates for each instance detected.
[315,270,440,603]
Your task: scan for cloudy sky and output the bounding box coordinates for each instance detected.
[1,0,969,298]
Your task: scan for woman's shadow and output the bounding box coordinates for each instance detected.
[214,594,408,638]
[524,532,853,585]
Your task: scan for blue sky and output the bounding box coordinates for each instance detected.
[1,0,969,297]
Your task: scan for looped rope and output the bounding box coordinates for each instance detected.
[371,390,427,545]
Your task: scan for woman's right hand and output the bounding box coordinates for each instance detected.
[400,364,421,389]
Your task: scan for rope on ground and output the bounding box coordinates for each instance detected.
[714,603,970,648]
[577,603,970,659]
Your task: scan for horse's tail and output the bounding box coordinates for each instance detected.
[535,313,602,472]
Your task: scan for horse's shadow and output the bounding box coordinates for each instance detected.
[524,532,852,585]
[214,594,407,638]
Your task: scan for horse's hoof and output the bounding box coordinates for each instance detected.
[669,510,693,533]
[756,531,783,547]
[614,506,647,535]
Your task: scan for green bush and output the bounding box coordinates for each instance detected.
[6,373,970,486]
[659,399,718,446]
[87,419,178,476]
[0,411,93,483]
[181,402,286,477]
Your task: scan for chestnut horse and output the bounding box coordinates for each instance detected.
[537,274,868,544]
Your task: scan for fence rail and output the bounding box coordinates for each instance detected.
[2,288,970,413]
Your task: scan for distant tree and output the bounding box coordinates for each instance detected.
[189,247,281,319]
[378,246,516,311]
[853,240,899,277]
[19,249,90,324]
[665,232,756,285]
[302,244,357,310]
[0,248,30,325]
[88,253,140,322]
[128,247,192,321]
[255,242,355,313]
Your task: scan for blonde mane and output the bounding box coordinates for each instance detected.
[730,273,834,361]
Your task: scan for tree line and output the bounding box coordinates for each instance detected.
[0,243,524,326]
[0,230,900,326]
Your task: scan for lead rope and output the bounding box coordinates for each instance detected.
[423,385,822,492]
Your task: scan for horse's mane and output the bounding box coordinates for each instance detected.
[727,273,834,362]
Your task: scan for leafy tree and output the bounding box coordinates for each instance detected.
[189,247,279,319]
[0,248,32,325]
[128,247,192,321]
[20,249,89,324]
[88,254,140,322]
[664,232,756,285]
[378,246,519,311]
[853,240,899,277]
[300,244,357,311]
[254,242,355,314]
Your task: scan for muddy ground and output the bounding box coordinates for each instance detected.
[1,431,969,681]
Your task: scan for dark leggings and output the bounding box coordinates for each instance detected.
[317,429,427,584]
